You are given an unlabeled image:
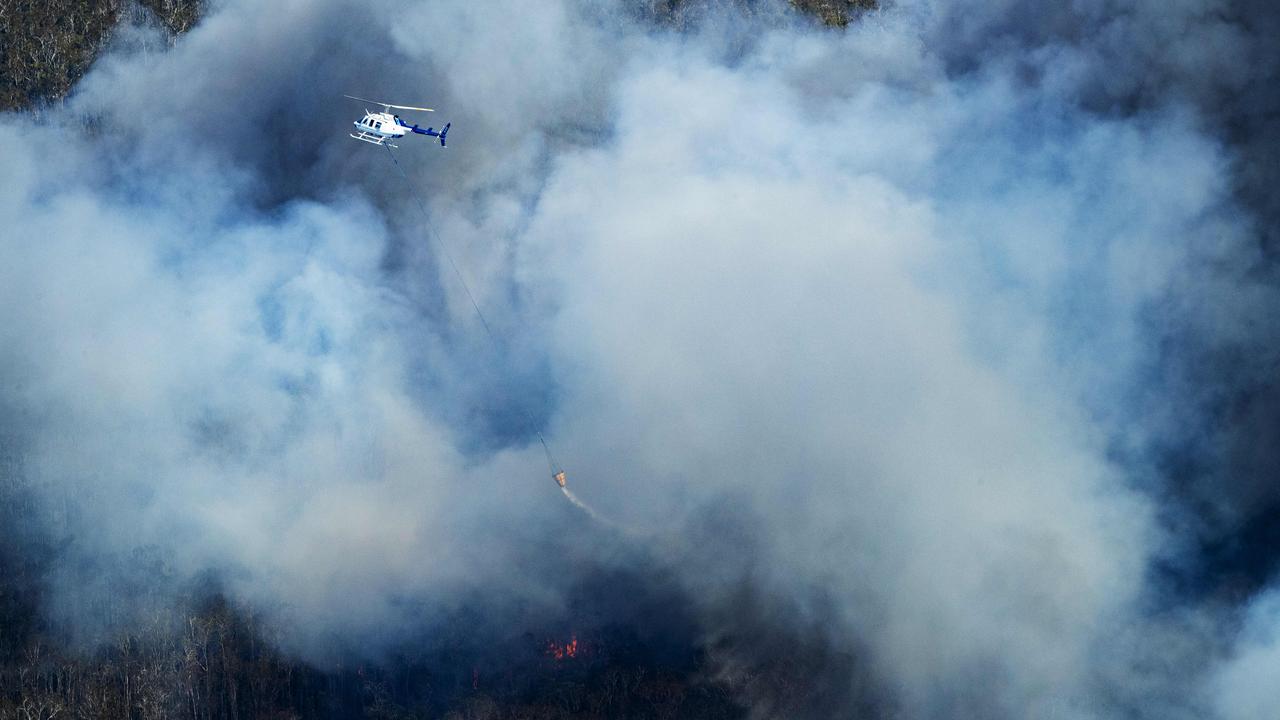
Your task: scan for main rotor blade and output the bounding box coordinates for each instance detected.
[343,95,434,112]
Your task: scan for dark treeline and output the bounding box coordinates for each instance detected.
[0,595,744,720]
[0,462,756,719]
[0,492,745,719]
[0,448,876,720]
[0,555,749,719]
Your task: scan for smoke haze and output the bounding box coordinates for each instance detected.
[2,0,1279,717]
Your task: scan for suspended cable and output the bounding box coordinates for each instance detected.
[383,145,564,483]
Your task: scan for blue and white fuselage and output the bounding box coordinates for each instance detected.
[350,110,449,148]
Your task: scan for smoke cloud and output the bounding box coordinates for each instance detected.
[2,0,1278,717]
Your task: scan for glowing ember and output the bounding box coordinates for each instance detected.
[546,634,579,660]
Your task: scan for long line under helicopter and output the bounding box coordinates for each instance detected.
[338,94,646,531]
[381,144,567,488]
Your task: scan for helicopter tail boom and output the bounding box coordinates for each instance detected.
[410,122,451,147]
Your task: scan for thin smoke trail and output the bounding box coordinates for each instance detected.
[560,485,620,530]
[559,485,603,521]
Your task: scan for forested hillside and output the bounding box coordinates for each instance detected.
[0,0,200,110]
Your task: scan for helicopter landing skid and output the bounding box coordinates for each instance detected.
[350,131,396,148]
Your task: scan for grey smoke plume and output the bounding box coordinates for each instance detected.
[2,0,1278,717]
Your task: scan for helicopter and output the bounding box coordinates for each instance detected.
[345,95,450,148]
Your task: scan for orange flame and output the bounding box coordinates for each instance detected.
[546,634,579,660]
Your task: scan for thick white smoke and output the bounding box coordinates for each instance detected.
[1,0,1277,717]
